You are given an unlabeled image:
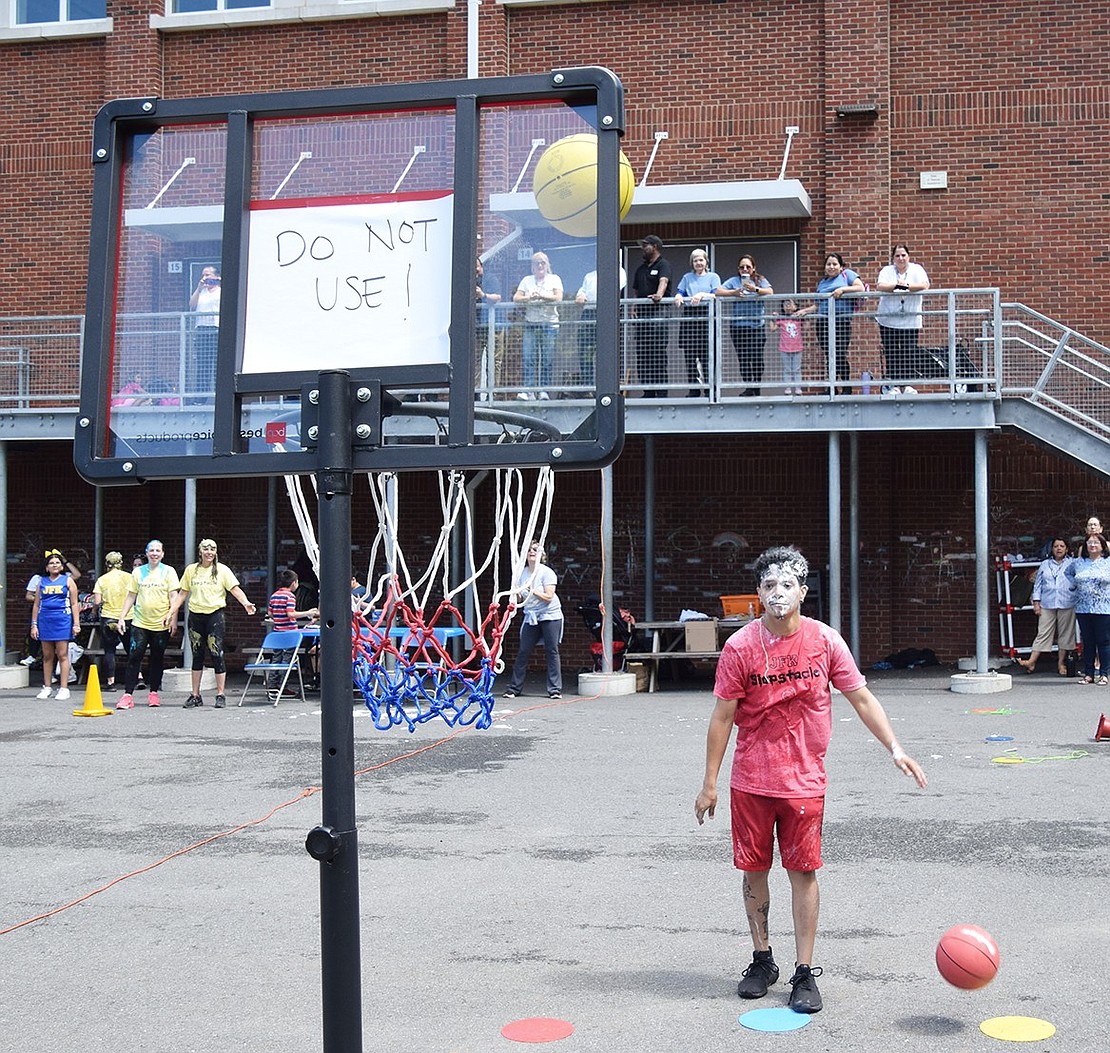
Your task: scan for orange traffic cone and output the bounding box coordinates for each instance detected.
[1095,713,1110,743]
[72,664,112,718]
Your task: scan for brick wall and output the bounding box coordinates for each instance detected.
[2,1,1107,327]
[2,0,1109,672]
[9,432,1110,669]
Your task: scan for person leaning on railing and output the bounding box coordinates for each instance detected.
[796,254,863,394]
[674,248,721,398]
[512,252,563,401]
[875,244,930,384]
[716,254,773,397]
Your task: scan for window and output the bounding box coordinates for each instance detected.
[16,0,105,22]
[171,0,266,12]
[151,0,454,35]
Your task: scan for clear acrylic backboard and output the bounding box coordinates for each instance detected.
[75,68,626,483]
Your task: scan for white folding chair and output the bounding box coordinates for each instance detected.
[239,629,305,706]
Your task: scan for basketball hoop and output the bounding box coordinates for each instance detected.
[286,465,555,731]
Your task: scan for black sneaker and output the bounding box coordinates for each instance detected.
[737,949,779,999]
[548,691,562,699]
[214,694,226,709]
[183,694,203,709]
[787,964,823,1013]
[503,690,519,698]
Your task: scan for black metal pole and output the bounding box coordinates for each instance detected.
[305,369,363,1053]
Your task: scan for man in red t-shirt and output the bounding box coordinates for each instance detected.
[695,546,927,1014]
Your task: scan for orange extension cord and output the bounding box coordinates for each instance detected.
[0,692,596,936]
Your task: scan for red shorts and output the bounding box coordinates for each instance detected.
[730,788,824,872]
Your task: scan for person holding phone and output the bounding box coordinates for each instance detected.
[875,244,930,387]
[188,265,221,403]
[716,254,773,397]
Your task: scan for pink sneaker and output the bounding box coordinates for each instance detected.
[148,692,161,708]
[116,694,134,710]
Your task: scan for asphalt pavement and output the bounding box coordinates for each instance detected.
[0,665,1107,1052]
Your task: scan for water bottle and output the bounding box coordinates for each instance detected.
[861,370,872,395]
[747,602,755,619]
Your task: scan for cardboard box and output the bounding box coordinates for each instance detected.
[626,661,651,692]
[685,618,718,652]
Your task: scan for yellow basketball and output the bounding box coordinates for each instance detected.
[532,133,635,238]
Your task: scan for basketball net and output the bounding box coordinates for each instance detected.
[283,466,555,731]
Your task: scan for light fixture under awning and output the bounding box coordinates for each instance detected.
[489,178,812,228]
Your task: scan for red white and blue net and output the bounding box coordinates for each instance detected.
[286,466,553,732]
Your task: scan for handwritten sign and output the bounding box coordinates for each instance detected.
[241,190,453,375]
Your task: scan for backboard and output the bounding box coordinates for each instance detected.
[75,68,627,483]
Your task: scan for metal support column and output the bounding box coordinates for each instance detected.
[304,370,363,1053]
[181,480,197,665]
[828,432,842,632]
[0,442,6,658]
[644,435,655,621]
[975,430,990,674]
[848,432,860,660]
[600,464,614,672]
[267,478,278,599]
[94,486,104,574]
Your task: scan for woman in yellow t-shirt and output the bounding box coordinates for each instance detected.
[117,539,180,710]
[91,551,134,692]
[168,538,256,710]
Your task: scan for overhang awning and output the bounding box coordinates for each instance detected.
[124,205,223,242]
[489,178,812,228]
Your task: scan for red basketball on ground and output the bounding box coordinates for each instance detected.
[935,924,1000,989]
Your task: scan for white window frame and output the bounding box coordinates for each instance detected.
[168,0,270,13]
[151,0,452,33]
[1,0,110,39]
[496,0,612,6]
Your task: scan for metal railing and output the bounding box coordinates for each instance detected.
[0,315,84,409]
[6,294,1110,454]
[996,302,1110,446]
[478,288,1003,402]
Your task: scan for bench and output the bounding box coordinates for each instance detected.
[625,617,752,692]
[78,643,184,683]
[623,650,721,692]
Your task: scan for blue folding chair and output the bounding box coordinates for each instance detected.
[239,629,305,706]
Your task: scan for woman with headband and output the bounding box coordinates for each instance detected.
[168,539,257,710]
[117,540,180,710]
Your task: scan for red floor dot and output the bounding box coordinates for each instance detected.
[500,1017,575,1043]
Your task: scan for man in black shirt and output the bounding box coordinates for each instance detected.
[631,234,673,397]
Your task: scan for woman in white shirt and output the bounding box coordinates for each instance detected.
[875,244,930,385]
[503,541,563,700]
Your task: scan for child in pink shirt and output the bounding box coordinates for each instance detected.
[776,300,804,395]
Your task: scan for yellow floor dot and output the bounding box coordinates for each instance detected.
[979,1016,1056,1042]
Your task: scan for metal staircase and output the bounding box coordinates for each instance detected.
[997,302,1110,477]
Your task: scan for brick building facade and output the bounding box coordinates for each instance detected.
[2,1,1109,665]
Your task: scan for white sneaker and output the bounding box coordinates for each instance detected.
[902,385,918,395]
[516,391,533,401]
[68,672,78,684]
[56,688,70,701]
[19,655,35,666]
[537,390,550,400]
[36,686,52,699]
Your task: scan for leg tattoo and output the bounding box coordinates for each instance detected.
[743,874,771,943]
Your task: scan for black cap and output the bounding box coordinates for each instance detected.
[639,234,663,250]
